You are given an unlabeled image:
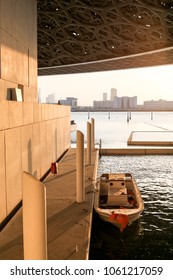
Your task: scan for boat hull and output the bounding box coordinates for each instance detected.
[95,208,142,228]
[94,173,144,231]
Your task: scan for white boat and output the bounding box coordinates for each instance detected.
[94,173,144,232]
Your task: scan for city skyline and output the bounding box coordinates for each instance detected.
[38,64,173,106]
[43,88,173,111]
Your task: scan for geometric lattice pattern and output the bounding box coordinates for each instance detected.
[37,0,173,75]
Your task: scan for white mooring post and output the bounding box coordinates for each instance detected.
[87,121,92,165]
[76,130,85,202]
[91,118,95,149]
[22,171,47,260]
[99,138,102,150]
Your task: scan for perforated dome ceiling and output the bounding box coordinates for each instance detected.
[37,0,173,75]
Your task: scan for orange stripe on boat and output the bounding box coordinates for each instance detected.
[116,214,129,232]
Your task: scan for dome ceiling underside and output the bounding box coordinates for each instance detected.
[37,0,173,75]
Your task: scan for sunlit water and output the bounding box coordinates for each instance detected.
[89,155,173,260]
[71,111,173,148]
[71,112,173,259]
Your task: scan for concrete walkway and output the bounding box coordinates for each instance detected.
[0,148,99,260]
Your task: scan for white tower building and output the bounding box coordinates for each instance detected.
[103,92,107,101]
[110,88,117,101]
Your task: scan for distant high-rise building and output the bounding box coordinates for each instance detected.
[143,99,173,110]
[66,97,78,107]
[110,88,117,101]
[103,92,107,101]
[46,93,57,104]
[129,96,137,108]
[122,96,129,109]
[59,97,78,108]
[93,89,137,110]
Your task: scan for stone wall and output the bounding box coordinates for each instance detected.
[0,0,72,225]
[0,101,71,223]
[0,0,37,102]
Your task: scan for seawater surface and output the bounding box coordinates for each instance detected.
[89,155,173,260]
[71,111,173,259]
[71,111,173,148]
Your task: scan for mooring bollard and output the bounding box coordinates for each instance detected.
[99,138,102,150]
[88,110,90,119]
[76,130,85,202]
[22,172,47,260]
[108,111,110,119]
[87,121,92,165]
[91,118,95,149]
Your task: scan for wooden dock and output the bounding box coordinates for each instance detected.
[100,147,173,156]
[0,148,99,260]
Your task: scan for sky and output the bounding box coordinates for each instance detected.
[38,64,173,106]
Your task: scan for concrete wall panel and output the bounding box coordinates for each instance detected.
[28,21,37,59]
[59,114,70,155]
[21,125,33,174]
[1,30,17,82]
[40,121,47,176]
[13,2,28,47]
[33,103,41,123]
[29,57,37,88]
[17,0,37,23]
[0,131,6,221]
[53,105,58,119]
[56,118,61,157]
[23,102,33,125]
[49,104,55,120]
[0,101,71,223]
[46,120,53,166]
[52,119,57,162]
[0,1,72,225]
[9,101,23,128]
[16,42,29,86]
[0,101,9,130]
[5,127,22,214]
[27,0,37,22]
[0,0,13,35]
[32,88,38,103]
[41,104,49,121]
[57,105,62,118]
[23,86,37,103]
[0,0,37,102]
[0,79,17,100]
[64,116,71,149]
[32,122,41,179]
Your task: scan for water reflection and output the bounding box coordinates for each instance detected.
[90,211,144,260]
[90,155,173,260]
